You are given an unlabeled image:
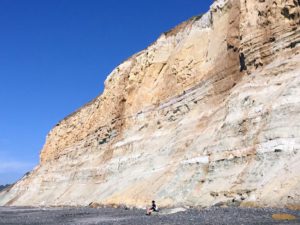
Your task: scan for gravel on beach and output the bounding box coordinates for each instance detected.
[0,206,299,225]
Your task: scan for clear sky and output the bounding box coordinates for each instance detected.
[0,0,213,185]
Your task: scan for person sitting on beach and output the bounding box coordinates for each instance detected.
[146,200,158,215]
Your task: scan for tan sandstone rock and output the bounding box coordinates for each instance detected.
[0,0,299,208]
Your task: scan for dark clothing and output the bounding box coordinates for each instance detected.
[146,202,158,215]
[150,203,157,211]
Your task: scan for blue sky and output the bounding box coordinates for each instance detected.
[0,0,213,185]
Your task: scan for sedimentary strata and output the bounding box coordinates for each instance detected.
[1,0,299,208]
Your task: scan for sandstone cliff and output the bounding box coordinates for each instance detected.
[1,0,299,208]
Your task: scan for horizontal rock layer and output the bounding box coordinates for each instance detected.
[1,0,299,208]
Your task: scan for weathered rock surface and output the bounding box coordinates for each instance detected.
[1,0,299,208]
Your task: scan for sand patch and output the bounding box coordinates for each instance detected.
[272,213,297,221]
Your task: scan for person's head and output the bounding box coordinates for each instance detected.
[152,200,155,203]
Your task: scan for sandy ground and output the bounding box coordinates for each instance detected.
[0,206,299,225]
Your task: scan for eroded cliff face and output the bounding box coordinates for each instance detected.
[1,0,299,208]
